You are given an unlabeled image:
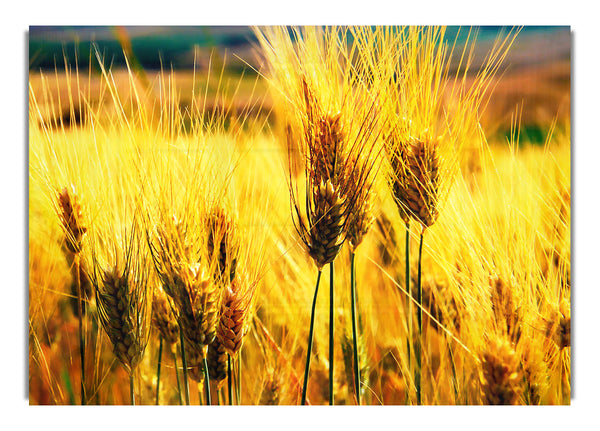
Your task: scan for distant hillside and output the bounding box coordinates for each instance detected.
[29,26,569,74]
[29,26,260,72]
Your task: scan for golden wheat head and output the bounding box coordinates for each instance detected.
[206,206,240,284]
[57,185,87,254]
[93,246,153,376]
[480,336,523,405]
[151,286,180,346]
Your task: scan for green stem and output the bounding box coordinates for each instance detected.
[301,269,323,405]
[75,257,86,405]
[350,252,360,405]
[405,221,411,376]
[173,348,183,405]
[448,338,459,402]
[237,350,242,404]
[156,337,163,405]
[329,261,334,406]
[416,230,424,405]
[179,325,190,405]
[203,355,211,405]
[91,315,100,404]
[130,373,135,405]
[228,354,233,405]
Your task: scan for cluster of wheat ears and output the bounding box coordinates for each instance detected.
[28,26,570,405]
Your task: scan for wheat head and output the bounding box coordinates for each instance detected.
[95,265,151,375]
[479,336,522,405]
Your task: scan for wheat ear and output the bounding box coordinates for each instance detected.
[56,186,88,404]
[95,262,152,405]
[480,336,523,405]
[173,264,220,405]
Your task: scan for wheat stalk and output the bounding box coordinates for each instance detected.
[171,264,220,404]
[148,216,219,404]
[151,286,180,404]
[292,81,350,406]
[56,185,88,404]
[256,26,386,405]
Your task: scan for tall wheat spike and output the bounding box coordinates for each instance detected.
[256,26,385,405]
[148,212,223,403]
[91,225,153,405]
[352,25,517,404]
[56,185,90,404]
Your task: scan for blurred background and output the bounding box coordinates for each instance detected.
[29,26,570,144]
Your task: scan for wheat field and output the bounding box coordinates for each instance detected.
[27,25,570,407]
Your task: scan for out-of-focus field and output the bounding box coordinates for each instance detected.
[28,26,570,405]
[28,52,570,142]
[29,26,570,142]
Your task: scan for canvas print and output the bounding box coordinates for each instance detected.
[28,26,571,405]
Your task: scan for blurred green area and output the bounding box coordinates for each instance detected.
[29,26,259,73]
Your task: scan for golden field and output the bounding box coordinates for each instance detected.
[28,26,570,406]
